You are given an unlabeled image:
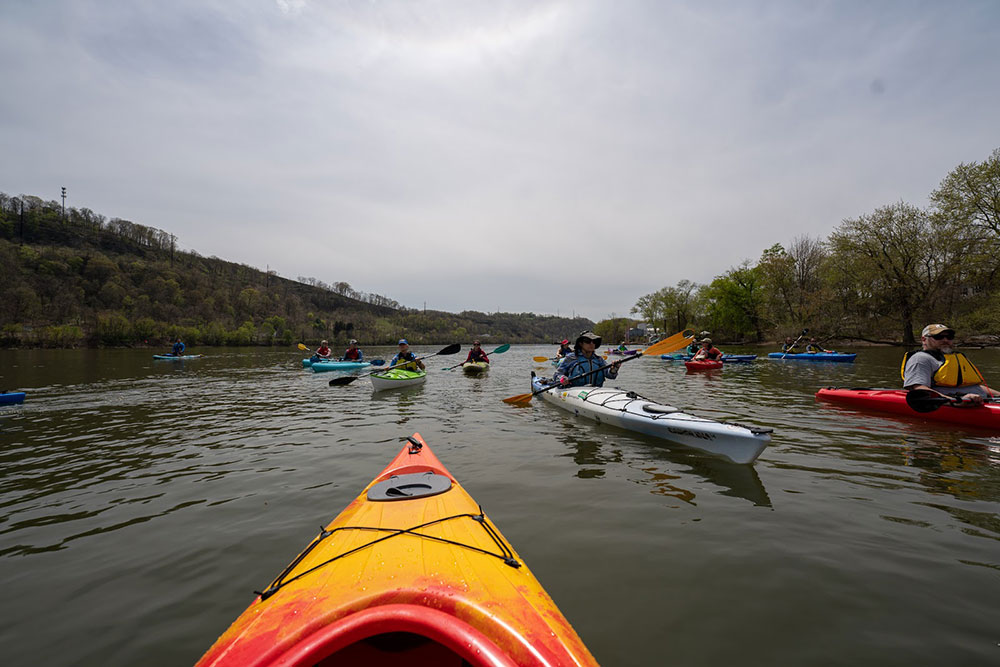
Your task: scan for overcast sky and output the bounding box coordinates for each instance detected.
[2,1,998,320]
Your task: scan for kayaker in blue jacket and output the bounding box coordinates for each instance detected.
[171,338,185,356]
[554,331,622,387]
[389,339,425,372]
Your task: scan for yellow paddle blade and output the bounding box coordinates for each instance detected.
[297,343,309,351]
[502,392,535,406]
[643,329,696,357]
[532,356,551,362]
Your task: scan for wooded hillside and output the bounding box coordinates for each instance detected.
[0,193,592,347]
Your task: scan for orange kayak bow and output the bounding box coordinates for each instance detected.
[196,433,598,666]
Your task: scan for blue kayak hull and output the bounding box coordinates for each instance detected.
[0,392,26,405]
[662,354,757,362]
[767,352,856,362]
[153,354,203,360]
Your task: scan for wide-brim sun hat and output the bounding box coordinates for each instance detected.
[575,331,602,348]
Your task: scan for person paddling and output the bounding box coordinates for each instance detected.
[389,339,426,372]
[311,340,333,363]
[902,324,994,405]
[554,331,622,388]
[692,338,723,361]
[171,338,186,357]
[342,339,363,361]
[557,339,573,358]
[806,337,831,354]
[464,341,490,365]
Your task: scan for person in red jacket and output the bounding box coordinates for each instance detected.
[311,340,332,362]
[342,339,363,361]
[464,341,489,364]
[692,338,723,361]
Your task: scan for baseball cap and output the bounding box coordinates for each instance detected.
[561,339,569,345]
[398,339,408,345]
[349,339,358,345]
[921,324,954,337]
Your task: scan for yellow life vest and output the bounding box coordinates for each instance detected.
[900,350,986,387]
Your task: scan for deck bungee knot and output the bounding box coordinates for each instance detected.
[255,512,523,601]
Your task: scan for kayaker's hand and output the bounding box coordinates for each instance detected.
[961,393,985,406]
[559,377,570,387]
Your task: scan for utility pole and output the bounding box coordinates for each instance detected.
[61,187,66,219]
[19,198,24,245]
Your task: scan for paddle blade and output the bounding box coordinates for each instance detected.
[502,392,535,406]
[297,343,309,351]
[644,329,696,356]
[491,344,511,354]
[328,376,358,387]
[532,356,551,362]
[438,343,461,356]
[905,389,954,413]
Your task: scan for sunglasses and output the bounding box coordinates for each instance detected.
[930,332,954,340]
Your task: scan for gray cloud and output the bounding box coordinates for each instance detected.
[2,0,998,320]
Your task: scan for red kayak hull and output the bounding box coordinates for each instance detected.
[684,360,723,371]
[815,387,1000,430]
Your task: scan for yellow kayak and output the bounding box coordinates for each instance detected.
[461,361,490,375]
[196,433,598,666]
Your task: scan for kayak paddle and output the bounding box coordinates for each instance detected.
[503,330,694,406]
[329,344,461,386]
[780,329,808,358]
[503,358,638,406]
[442,344,510,371]
[904,388,995,413]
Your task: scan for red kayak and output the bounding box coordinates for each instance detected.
[684,359,723,371]
[815,387,1000,430]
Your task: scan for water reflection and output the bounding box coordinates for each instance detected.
[552,421,770,506]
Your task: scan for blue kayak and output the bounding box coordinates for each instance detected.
[662,354,758,362]
[153,354,203,360]
[767,352,856,362]
[0,391,26,405]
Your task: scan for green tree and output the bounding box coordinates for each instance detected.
[701,262,767,341]
[828,202,955,344]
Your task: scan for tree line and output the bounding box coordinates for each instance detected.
[631,148,1000,346]
[0,193,593,347]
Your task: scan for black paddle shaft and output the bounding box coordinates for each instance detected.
[532,354,638,397]
[905,388,993,413]
[329,344,460,386]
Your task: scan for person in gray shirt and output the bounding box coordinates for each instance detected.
[902,324,993,404]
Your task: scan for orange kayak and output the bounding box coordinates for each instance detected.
[196,433,598,667]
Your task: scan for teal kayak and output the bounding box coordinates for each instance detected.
[153,354,203,360]
[310,360,372,372]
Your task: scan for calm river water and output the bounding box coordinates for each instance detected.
[1,344,998,666]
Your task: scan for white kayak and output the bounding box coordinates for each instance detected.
[530,374,771,464]
[370,368,427,392]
